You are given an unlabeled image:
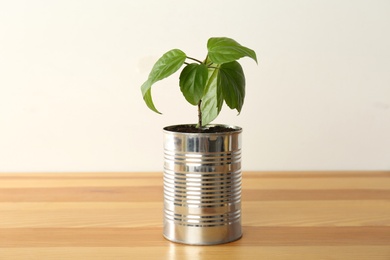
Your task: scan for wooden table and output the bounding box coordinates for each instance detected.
[0,171,389,259]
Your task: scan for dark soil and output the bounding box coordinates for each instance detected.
[164,124,240,133]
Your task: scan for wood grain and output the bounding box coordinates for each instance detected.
[0,171,389,259]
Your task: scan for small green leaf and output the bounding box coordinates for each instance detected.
[218,61,245,113]
[147,49,187,83]
[179,63,208,105]
[141,49,186,113]
[200,67,223,126]
[207,37,257,64]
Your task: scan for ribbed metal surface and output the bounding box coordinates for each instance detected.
[163,124,242,245]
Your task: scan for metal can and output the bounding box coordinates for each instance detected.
[163,124,242,245]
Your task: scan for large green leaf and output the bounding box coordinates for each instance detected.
[218,61,245,113]
[207,37,257,64]
[179,63,208,105]
[200,67,223,126]
[141,49,186,113]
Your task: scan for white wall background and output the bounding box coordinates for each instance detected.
[0,0,389,172]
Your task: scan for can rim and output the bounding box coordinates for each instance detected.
[163,124,242,135]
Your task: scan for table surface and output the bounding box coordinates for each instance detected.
[0,171,389,259]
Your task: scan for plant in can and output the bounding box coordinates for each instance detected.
[140,37,257,128]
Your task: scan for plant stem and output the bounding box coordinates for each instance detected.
[204,55,209,63]
[187,56,203,64]
[198,100,202,128]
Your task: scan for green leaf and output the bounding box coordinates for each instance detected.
[207,37,257,64]
[179,63,208,105]
[200,67,223,126]
[218,61,245,113]
[141,49,186,113]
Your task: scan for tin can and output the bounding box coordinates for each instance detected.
[163,124,242,245]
